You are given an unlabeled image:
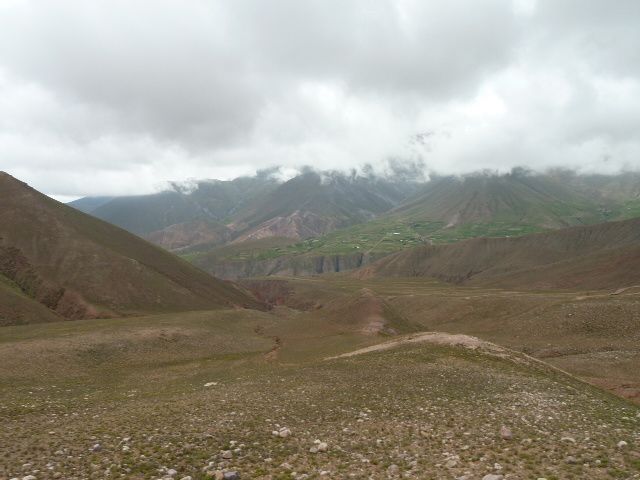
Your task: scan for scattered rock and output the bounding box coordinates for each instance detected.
[560,436,576,443]
[482,475,504,480]
[500,425,512,440]
[565,455,578,464]
[91,443,102,452]
[617,440,628,448]
[204,382,218,387]
[221,450,233,459]
[387,464,400,475]
[277,427,291,438]
[223,472,239,480]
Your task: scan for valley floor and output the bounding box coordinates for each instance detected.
[1,279,640,479]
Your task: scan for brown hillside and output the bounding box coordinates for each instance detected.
[0,172,262,322]
[356,217,640,290]
[0,274,63,326]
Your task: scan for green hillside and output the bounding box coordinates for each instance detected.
[186,171,627,268]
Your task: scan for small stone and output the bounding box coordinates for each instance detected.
[500,426,512,440]
[166,469,177,477]
[278,427,291,438]
[560,436,576,443]
[565,456,578,464]
[445,459,458,468]
[223,472,239,480]
[179,477,192,480]
[317,442,328,452]
[22,476,37,480]
[482,475,503,480]
[121,445,130,452]
[221,450,233,459]
[387,464,400,475]
[617,440,628,449]
[91,444,102,452]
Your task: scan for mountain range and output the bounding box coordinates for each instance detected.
[71,167,640,279]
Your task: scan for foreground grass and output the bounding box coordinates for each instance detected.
[0,308,639,479]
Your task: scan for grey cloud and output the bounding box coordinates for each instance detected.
[0,0,639,197]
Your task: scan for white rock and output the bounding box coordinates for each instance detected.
[204,382,218,387]
[166,469,177,477]
[500,426,512,440]
[317,442,328,452]
[617,440,628,449]
[482,475,504,480]
[278,427,291,438]
[221,450,233,459]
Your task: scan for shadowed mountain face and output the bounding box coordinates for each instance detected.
[357,216,640,291]
[0,172,261,324]
[70,173,281,236]
[70,169,422,248]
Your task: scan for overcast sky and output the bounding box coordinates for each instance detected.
[1,0,639,199]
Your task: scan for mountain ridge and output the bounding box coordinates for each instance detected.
[0,172,262,324]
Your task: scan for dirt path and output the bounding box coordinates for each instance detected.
[326,331,503,360]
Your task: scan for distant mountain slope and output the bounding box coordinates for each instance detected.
[145,220,232,252]
[76,173,280,236]
[392,171,608,228]
[228,170,419,242]
[68,196,114,214]
[0,172,261,322]
[356,216,640,290]
[70,169,421,249]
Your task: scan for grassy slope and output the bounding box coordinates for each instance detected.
[0,302,638,479]
[0,172,261,321]
[249,275,640,403]
[356,216,640,290]
[0,273,63,326]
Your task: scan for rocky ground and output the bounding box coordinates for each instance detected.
[1,334,639,480]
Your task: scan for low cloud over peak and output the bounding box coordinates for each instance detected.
[1,0,639,197]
